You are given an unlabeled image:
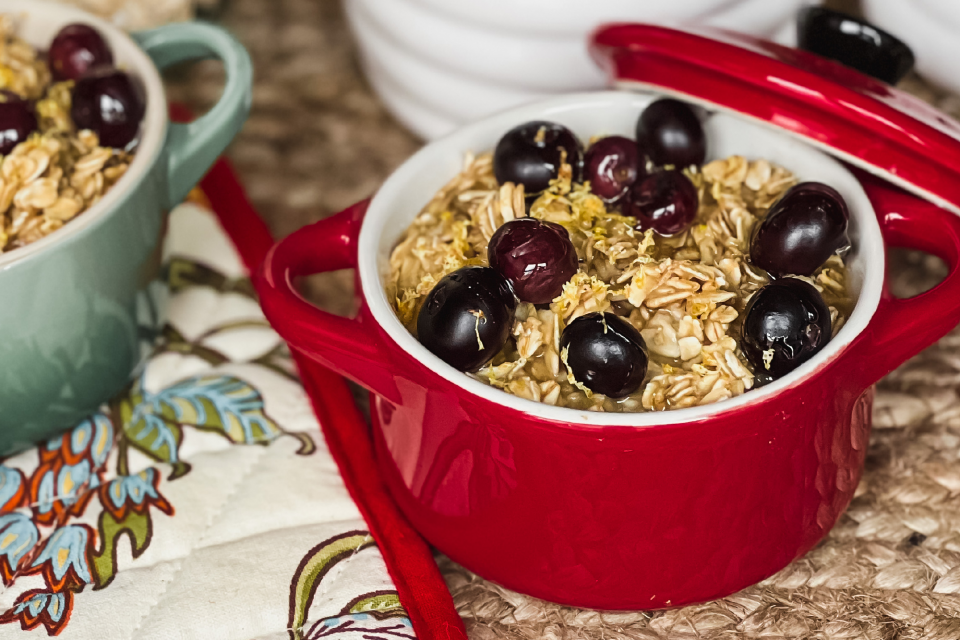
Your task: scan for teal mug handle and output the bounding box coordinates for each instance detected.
[132,22,253,206]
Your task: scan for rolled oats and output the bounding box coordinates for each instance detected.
[0,18,135,254]
[389,149,853,412]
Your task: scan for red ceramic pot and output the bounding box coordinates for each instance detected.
[257,31,960,609]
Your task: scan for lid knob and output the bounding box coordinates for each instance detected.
[797,7,914,85]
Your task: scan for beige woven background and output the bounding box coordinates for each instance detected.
[158,0,960,637]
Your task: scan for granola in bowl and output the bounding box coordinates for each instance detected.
[0,16,143,254]
[388,99,854,412]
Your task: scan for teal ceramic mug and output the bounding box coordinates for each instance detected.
[0,1,252,454]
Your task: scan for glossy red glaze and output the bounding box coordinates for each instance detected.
[256,169,960,609]
[590,24,960,213]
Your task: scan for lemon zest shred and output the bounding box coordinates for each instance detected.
[762,348,774,371]
[470,309,486,351]
[561,345,593,398]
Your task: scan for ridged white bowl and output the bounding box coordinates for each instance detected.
[346,0,816,139]
[361,56,468,141]
[405,0,749,36]
[863,0,960,96]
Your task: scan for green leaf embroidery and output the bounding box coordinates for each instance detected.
[168,461,192,480]
[160,325,230,367]
[290,432,317,456]
[348,593,404,616]
[92,510,151,590]
[140,375,282,445]
[288,532,375,640]
[251,343,300,384]
[121,394,185,465]
[168,257,257,298]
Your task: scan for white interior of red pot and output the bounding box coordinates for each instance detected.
[359,90,884,427]
[0,0,168,269]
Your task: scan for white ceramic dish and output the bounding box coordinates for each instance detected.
[360,56,460,139]
[863,0,960,96]
[345,0,815,138]
[351,0,607,92]
[706,0,808,44]
[405,0,739,36]
[911,0,960,31]
[356,0,806,91]
[347,1,552,120]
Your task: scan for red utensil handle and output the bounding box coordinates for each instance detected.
[257,199,390,391]
[849,171,960,387]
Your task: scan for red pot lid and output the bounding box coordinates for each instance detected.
[591,24,960,214]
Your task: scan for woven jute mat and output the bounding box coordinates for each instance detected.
[168,0,960,637]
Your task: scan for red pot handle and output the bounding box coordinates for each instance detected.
[256,199,395,395]
[847,170,960,387]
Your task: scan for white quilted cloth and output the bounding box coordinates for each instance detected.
[0,201,413,640]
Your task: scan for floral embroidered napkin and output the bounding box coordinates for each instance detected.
[0,195,414,640]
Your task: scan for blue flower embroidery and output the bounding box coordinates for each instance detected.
[32,413,113,526]
[101,468,172,520]
[0,589,72,635]
[34,460,98,519]
[28,525,93,590]
[13,592,66,622]
[305,613,415,640]
[0,251,315,638]
[0,513,38,585]
[0,466,24,513]
[84,414,114,469]
[45,413,113,469]
[57,460,95,505]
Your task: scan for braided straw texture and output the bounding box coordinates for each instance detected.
[167,0,960,636]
